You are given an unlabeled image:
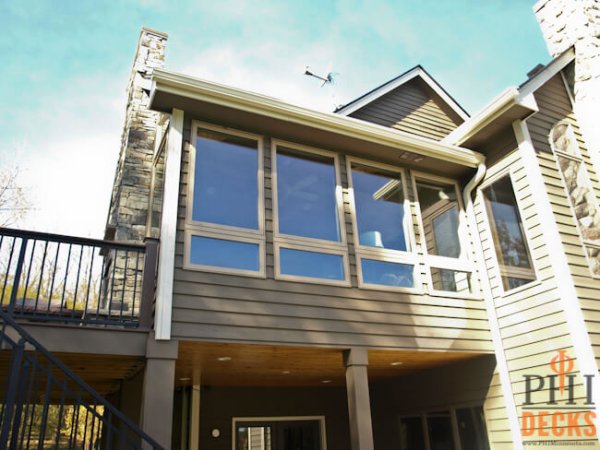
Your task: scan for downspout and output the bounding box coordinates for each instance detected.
[462,162,525,450]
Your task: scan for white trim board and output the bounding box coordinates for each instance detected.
[335,66,470,121]
[155,108,184,340]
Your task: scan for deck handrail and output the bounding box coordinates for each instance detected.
[0,228,159,329]
[0,307,164,449]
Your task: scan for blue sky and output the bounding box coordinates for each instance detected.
[1,0,549,237]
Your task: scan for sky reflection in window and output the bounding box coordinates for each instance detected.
[192,130,258,229]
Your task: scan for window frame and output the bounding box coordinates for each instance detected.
[397,404,490,450]
[477,167,538,294]
[272,139,350,285]
[184,121,266,278]
[346,156,422,293]
[411,171,477,299]
[232,416,327,450]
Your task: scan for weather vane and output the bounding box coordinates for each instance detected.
[304,66,337,87]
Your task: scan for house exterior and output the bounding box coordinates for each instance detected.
[2,0,600,449]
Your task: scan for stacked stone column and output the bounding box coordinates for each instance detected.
[103,28,168,314]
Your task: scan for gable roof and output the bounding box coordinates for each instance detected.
[334,65,470,121]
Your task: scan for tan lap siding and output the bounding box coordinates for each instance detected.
[171,116,492,351]
[349,78,463,141]
[474,149,586,442]
[527,74,600,370]
[485,371,515,450]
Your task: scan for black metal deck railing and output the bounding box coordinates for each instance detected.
[0,308,164,449]
[0,228,158,328]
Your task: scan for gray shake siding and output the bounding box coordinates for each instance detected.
[171,115,492,351]
[348,78,464,141]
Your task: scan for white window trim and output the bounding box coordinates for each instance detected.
[346,156,422,293]
[274,242,351,286]
[184,120,266,277]
[272,139,350,285]
[232,416,327,450]
[183,230,266,278]
[411,171,478,298]
[477,166,539,295]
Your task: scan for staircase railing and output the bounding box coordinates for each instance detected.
[0,228,158,328]
[0,308,164,449]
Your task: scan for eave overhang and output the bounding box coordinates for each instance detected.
[150,69,484,170]
[444,48,575,149]
[443,87,538,148]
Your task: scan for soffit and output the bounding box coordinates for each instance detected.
[175,341,487,388]
[150,70,484,178]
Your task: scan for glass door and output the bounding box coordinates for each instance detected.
[235,419,322,450]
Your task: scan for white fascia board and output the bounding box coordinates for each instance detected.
[336,67,470,121]
[335,67,421,116]
[518,47,575,98]
[444,48,575,147]
[151,69,484,168]
[443,88,521,146]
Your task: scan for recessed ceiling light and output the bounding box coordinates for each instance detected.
[179,377,191,381]
[282,370,291,375]
[217,356,232,362]
[321,379,332,384]
[390,361,403,366]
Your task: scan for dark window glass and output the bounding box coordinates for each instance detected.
[457,407,490,450]
[192,129,259,229]
[236,426,272,450]
[416,181,461,258]
[190,236,259,272]
[352,165,408,251]
[427,412,455,450]
[276,148,340,241]
[483,176,535,290]
[361,259,414,288]
[280,248,344,280]
[399,417,425,450]
[430,268,471,293]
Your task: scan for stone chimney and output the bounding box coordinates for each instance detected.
[106,27,168,243]
[534,0,600,157]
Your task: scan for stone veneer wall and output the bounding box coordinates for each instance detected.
[106,27,168,243]
[535,0,600,161]
[102,28,168,313]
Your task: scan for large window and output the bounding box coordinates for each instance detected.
[399,407,489,450]
[185,122,265,276]
[273,142,348,284]
[414,175,473,295]
[348,159,418,290]
[482,175,535,291]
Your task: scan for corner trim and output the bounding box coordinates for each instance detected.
[513,118,600,438]
[155,108,184,340]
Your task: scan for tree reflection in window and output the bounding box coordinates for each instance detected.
[550,122,600,276]
[483,176,535,291]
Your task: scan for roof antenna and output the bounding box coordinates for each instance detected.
[304,65,337,87]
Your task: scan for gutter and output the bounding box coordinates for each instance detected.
[150,69,485,169]
[443,88,520,146]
